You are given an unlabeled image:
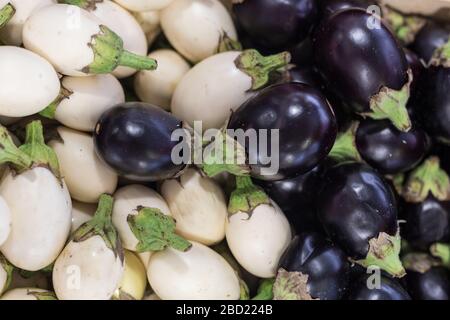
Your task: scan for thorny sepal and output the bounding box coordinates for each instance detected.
[356,231,406,278]
[28,290,58,300]
[127,207,192,253]
[328,122,362,163]
[430,37,450,68]
[59,0,103,11]
[0,3,15,29]
[39,85,73,119]
[382,6,426,45]
[235,49,291,90]
[73,194,124,262]
[252,278,275,300]
[402,156,450,203]
[83,25,157,75]
[273,268,316,300]
[363,69,413,132]
[228,176,270,215]
[217,32,242,53]
[18,120,61,179]
[402,253,441,273]
[0,125,33,173]
[0,254,14,294]
[430,243,450,268]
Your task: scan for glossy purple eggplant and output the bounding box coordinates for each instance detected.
[411,22,449,64]
[277,233,350,300]
[93,102,185,181]
[347,274,411,300]
[284,67,322,88]
[319,0,370,19]
[233,0,318,51]
[405,265,450,300]
[227,83,337,180]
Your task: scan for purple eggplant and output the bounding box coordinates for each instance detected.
[411,22,449,64]
[347,273,411,300]
[319,0,370,19]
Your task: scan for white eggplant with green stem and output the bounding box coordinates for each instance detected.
[172,50,291,130]
[0,121,72,272]
[113,0,174,12]
[49,126,118,203]
[161,0,237,63]
[0,288,57,300]
[22,4,157,77]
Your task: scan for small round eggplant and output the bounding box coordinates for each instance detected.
[93,102,185,181]
[347,274,411,300]
[275,233,350,300]
[319,0,369,19]
[313,9,411,131]
[317,162,405,277]
[233,0,318,51]
[411,22,449,64]
[227,83,337,180]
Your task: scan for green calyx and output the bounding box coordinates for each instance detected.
[252,278,275,300]
[0,254,14,294]
[58,0,103,10]
[431,37,450,68]
[382,6,426,45]
[0,3,15,29]
[328,122,362,163]
[39,85,73,119]
[0,125,33,173]
[73,194,124,261]
[127,206,192,253]
[28,290,58,300]
[217,32,242,53]
[430,243,450,268]
[356,231,406,278]
[228,176,270,215]
[83,25,157,75]
[402,253,441,273]
[402,156,450,203]
[235,49,291,90]
[363,69,412,132]
[273,268,316,300]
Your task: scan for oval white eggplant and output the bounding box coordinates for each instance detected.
[226,201,292,278]
[112,184,171,251]
[0,288,56,300]
[0,167,72,271]
[134,49,190,111]
[160,0,237,63]
[160,168,227,245]
[53,75,125,132]
[0,196,11,246]
[49,127,118,203]
[0,0,55,46]
[133,10,160,44]
[0,46,60,117]
[114,0,174,12]
[71,201,96,233]
[113,250,146,300]
[147,241,240,300]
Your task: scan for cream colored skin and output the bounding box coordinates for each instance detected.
[0,46,60,117]
[49,127,118,203]
[0,196,11,246]
[0,288,53,300]
[53,235,124,300]
[148,241,240,300]
[160,168,227,245]
[161,0,237,63]
[112,185,171,251]
[226,201,292,278]
[71,201,96,233]
[0,0,55,46]
[133,10,160,44]
[23,4,101,76]
[135,49,190,111]
[86,0,148,78]
[0,168,72,271]
[114,0,174,11]
[55,75,125,132]
[136,251,151,268]
[114,250,146,300]
[172,51,254,130]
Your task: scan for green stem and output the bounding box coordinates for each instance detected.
[0,3,15,29]
[118,50,157,70]
[217,31,242,53]
[228,176,270,215]
[252,278,275,300]
[0,125,33,172]
[402,156,450,203]
[328,122,362,163]
[39,85,73,119]
[430,243,450,268]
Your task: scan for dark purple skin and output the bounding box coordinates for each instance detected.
[227,83,337,181]
[411,22,449,64]
[284,66,322,88]
[404,48,425,92]
[316,162,398,259]
[278,233,350,300]
[319,0,370,19]
[313,9,409,113]
[347,274,411,300]
[290,37,315,66]
[404,266,450,300]
[233,0,318,51]
[355,119,430,174]
[402,195,450,251]
[93,102,185,181]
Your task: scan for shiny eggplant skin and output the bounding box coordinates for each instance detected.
[405,267,450,300]
[411,22,449,64]
[285,67,322,88]
[404,48,425,92]
[402,195,450,251]
[347,274,411,300]
[227,83,337,180]
[319,0,369,19]
[93,102,184,181]
[233,0,318,51]
[316,162,398,259]
[313,9,409,113]
[355,119,430,174]
[278,233,350,300]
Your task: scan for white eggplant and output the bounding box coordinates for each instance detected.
[42,75,125,132]
[133,10,160,44]
[71,201,96,233]
[0,196,11,246]
[160,168,227,245]
[49,127,118,203]
[0,46,60,117]
[172,50,290,130]
[113,0,174,12]
[0,288,57,300]
[53,194,124,300]
[0,0,54,46]
[147,241,240,300]
[22,4,156,76]
[134,49,190,111]
[160,0,237,63]
[113,250,147,300]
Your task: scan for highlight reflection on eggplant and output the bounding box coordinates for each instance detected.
[347,274,411,300]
